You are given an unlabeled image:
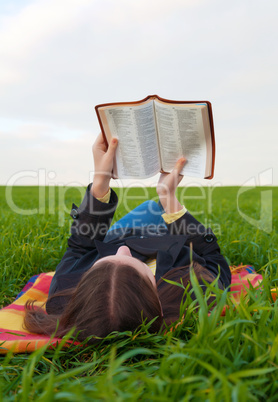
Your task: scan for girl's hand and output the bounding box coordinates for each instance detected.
[156,158,186,214]
[91,133,118,198]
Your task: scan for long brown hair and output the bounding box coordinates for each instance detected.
[24,261,163,343]
[157,261,223,326]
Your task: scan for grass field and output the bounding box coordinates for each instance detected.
[0,185,278,401]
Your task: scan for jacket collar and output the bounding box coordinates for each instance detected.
[94,235,188,278]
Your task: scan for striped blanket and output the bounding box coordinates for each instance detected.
[0,272,62,354]
[0,266,271,354]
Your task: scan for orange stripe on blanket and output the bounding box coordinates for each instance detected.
[0,337,64,354]
[14,290,49,305]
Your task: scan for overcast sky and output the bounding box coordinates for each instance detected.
[0,0,277,187]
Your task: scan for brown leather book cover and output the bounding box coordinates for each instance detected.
[95,95,215,179]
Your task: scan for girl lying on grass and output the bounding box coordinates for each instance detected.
[24,134,231,342]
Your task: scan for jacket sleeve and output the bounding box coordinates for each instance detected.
[67,184,118,253]
[166,211,231,288]
[47,184,118,299]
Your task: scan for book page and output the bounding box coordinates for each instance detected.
[154,101,211,178]
[101,101,160,179]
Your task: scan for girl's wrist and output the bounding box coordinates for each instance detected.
[159,194,182,214]
[91,177,110,199]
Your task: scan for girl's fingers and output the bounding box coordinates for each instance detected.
[172,158,186,176]
[93,133,106,153]
[106,138,118,160]
[94,132,104,145]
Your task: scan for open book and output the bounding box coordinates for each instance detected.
[95,95,215,179]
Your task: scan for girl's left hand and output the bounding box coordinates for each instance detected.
[156,157,186,214]
[91,133,118,198]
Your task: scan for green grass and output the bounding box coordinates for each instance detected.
[0,186,278,401]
